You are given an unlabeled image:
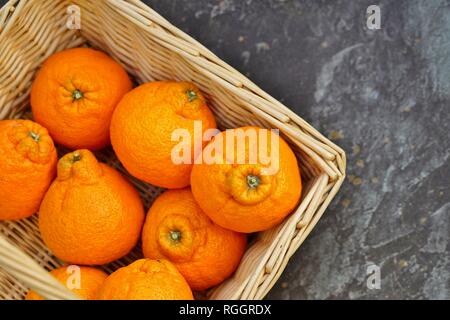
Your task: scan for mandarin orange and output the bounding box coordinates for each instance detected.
[110,81,216,189]
[142,188,246,290]
[0,120,57,220]
[191,126,302,233]
[31,48,132,150]
[97,259,193,300]
[39,149,144,265]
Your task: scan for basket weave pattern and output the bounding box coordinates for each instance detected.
[0,0,346,300]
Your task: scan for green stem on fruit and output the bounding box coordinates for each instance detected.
[246,175,260,189]
[186,89,197,102]
[29,131,40,142]
[169,230,182,242]
[72,151,82,163]
[72,89,84,101]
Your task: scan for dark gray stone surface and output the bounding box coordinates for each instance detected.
[144,0,450,300]
[1,0,448,300]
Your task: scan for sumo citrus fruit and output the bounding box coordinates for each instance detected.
[191,126,302,233]
[110,81,216,189]
[142,188,246,290]
[0,120,57,220]
[97,259,193,300]
[31,48,132,150]
[39,149,144,265]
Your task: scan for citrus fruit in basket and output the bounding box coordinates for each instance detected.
[25,266,107,300]
[191,126,302,233]
[0,120,57,220]
[142,188,247,290]
[110,81,217,189]
[31,47,132,150]
[39,149,144,265]
[97,259,193,300]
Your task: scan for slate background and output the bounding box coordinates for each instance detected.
[1,0,448,300]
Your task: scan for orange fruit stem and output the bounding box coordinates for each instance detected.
[72,89,83,101]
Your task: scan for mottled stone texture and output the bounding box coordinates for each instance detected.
[2,0,448,300]
[143,0,450,300]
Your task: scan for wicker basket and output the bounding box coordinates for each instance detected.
[0,0,346,300]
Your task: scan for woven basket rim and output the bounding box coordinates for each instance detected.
[0,0,346,300]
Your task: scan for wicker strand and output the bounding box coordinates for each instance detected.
[0,237,79,300]
[0,0,346,300]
